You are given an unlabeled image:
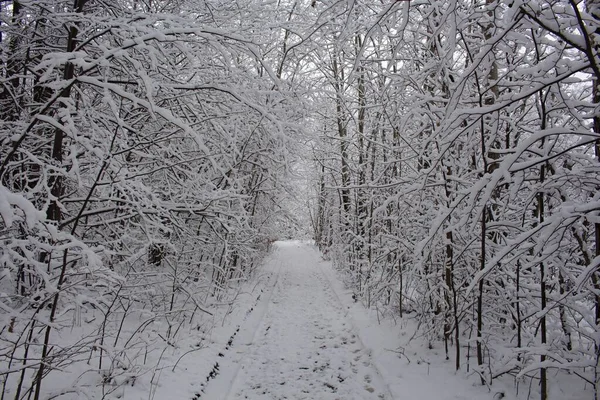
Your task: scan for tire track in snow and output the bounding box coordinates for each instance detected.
[200,248,285,399]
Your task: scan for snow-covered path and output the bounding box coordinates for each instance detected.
[225,242,391,400]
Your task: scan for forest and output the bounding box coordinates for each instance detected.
[1,0,600,399]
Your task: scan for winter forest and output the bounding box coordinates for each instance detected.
[2,0,600,399]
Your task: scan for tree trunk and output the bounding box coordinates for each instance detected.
[33,2,86,397]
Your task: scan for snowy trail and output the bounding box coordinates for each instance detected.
[224,241,392,400]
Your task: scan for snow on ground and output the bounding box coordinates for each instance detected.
[217,240,392,400]
[200,240,509,400]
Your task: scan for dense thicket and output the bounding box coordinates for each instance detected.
[309,1,600,399]
[3,0,600,399]
[0,0,301,398]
